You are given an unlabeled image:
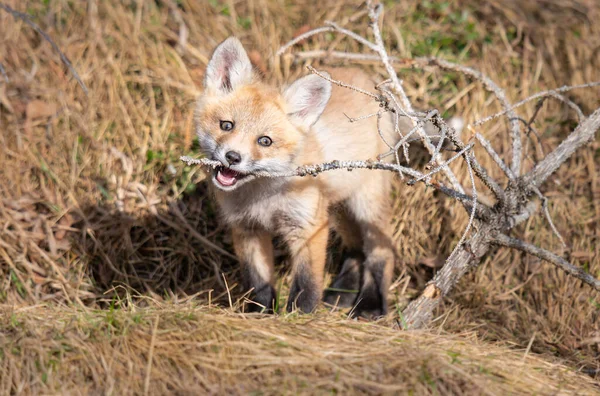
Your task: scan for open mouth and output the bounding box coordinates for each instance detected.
[214,166,249,188]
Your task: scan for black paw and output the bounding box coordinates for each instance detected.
[245,284,277,313]
[323,255,362,308]
[350,283,388,319]
[287,270,320,313]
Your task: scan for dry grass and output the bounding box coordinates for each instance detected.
[2,301,599,395]
[0,0,599,393]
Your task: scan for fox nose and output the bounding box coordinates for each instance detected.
[225,150,242,165]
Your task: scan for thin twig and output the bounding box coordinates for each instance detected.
[419,56,522,175]
[181,156,420,179]
[473,130,516,179]
[493,233,600,292]
[473,82,600,128]
[523,107,600,188]
[407,142,475,186]
[447,153,478,261]
[430,115,506,202]
[277,7,467,194]
[285,49,412,65]
[0,2,88,95]
[366,3,465,194]
[180,156,490,217]
[324,20,379,52]
[541,198,567,249]
[307,65,378,99]
[276,26,335,56]
[344,111,381,122]
[529,186,567,249]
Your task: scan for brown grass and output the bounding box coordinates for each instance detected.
[2,301,599,395]
[0,0,599,393]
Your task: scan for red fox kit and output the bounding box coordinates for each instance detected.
[195,37,400,317]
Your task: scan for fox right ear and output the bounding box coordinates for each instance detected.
[283,73,332,129]
[205,37,253,94]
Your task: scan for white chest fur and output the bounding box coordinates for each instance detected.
[213,179,319,232]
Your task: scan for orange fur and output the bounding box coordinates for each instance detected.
[196,38,405,316]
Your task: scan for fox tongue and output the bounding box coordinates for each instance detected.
[217,168,238,186]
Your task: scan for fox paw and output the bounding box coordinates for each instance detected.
[350,286,387,320]
[323,255,362,308]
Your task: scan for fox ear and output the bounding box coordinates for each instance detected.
[205,37,253,94]
[283,73,332,129]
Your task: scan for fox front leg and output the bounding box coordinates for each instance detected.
[279,202,329,314]
[232,228,276,313]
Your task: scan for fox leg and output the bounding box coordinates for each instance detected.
[324,204,363,308]
[347,175,395,318]
[232,227,276,313]
[281,200,329,314]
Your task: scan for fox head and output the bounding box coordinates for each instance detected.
[195,37,332,192]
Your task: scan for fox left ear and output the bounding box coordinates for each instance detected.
[283,73,332,129]
[205,37,253,94]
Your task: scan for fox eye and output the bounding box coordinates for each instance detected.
[220,120,234,131]
[257,136,272,147]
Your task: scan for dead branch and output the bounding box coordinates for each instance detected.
[284,49,411,65]
[401,228,493,329]
[523,107,600,188]
[306,65,378,99]
[493,233,600,292]
[474,82,600,128]
[0,2,88,95]
[276,27,335,56]
[473,130,516,179]
[416,57,523,176]
[180,156,492,219]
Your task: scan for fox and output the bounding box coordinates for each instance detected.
[195,37,411,318]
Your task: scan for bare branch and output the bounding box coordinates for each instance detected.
[542,92,584,121]
[493,233,600,292]
[344,111,381,123]
[430,116,506,202]
[324,21,379,52]
[450,153,478,260]
[180,156,491,218]
[418,57,522,176]
[541,198,567,249]
[407,142,475,186]
[365,3,465,194]
[181,156,420,178]
[402,228,492,329]
[474,82,600,128]
[307,65,378,99]
[0,2,88,95]
[284,49,411,66]
[526,186,567,249]
[523,107,600,188]
[473,130,516,179]
[276,27,335,56]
